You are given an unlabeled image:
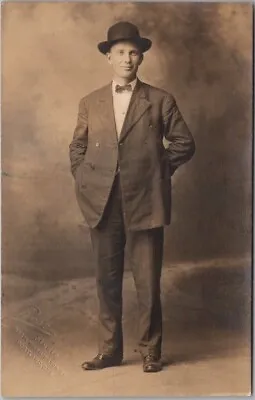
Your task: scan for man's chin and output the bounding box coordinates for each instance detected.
[120,72,136,80]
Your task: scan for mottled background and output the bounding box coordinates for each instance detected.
[1,3,252,396]
[2,2,252,280]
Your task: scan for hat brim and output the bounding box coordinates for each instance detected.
[98,37,152,54]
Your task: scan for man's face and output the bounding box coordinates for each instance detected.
[107,41,143,82]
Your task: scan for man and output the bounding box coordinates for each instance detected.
[69,21,195,373]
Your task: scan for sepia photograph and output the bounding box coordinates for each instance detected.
[1,1,253,397]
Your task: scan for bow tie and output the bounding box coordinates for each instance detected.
[115,84,132,93]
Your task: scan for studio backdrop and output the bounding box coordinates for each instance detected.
[2,2,252,279]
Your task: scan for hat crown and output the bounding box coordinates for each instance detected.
[107,21,141,42]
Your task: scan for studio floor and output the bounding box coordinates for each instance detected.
[1,259,251,397]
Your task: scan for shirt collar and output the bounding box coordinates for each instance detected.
[112,77,137,93]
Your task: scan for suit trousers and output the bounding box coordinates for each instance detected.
[89,174,164,358]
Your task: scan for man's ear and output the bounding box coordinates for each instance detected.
[106,52,112,65]
[139,53,144,66]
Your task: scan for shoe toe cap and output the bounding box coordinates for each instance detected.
[144,362,162,373]
[81,361,94,370]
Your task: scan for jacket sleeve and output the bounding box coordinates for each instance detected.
[69,97,88,177]
[162,94,195,175]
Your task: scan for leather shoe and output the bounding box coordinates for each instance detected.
[143,354,162,373]
[81,353,122,370]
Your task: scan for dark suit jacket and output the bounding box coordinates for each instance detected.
[69,79,195,230]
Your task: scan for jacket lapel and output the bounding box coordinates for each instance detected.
[96,79,151,143]
[97,83,118,141]
[119,79,151,143]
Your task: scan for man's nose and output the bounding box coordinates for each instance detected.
[123,54,132,63]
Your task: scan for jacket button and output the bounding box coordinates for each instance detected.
[149,124,153,128]
[96,142,100,147]
[90,163,95,170]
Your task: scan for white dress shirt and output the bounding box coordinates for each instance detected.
[112,78,137,138]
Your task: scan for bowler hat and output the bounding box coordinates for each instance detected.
[98,21,152,54]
